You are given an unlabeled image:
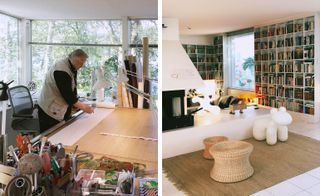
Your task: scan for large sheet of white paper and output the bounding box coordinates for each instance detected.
[48,108,114,146]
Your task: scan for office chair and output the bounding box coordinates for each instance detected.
[7,85,40,135]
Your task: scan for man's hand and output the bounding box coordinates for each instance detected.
[73,101,94,114]
[82,104,94,113]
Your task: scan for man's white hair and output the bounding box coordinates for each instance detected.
[68,49,88,59]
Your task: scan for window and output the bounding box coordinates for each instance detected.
[30,19,158,103]
[227,32,254,90]
[129,19,158,99]
[0,13,20,84]
[129,19,158,45]
[30,20,122,94]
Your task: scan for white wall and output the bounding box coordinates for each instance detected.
[163,107,271,158]
[179,34,213,45]
[314,12,320,122]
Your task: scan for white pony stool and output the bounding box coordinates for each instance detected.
[253,107,292,145]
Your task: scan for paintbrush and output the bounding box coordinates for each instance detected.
[71,145,78,181]
[38,137,47,157]
[8,145,19,163]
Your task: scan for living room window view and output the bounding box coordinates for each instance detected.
[162,0,320,196]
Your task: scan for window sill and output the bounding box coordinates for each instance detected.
[227,87,255,92]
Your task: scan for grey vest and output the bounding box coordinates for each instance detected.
[38,58,76,121]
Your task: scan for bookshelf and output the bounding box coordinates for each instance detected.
[254,16,315,115]
[182,35,224,89]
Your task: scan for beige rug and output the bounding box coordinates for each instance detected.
[163,132,320,196]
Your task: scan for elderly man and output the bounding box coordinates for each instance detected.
[38,49,94,132]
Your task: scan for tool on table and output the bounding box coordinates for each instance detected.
[56,143,65,159]
[71,145,78,181]
[60,154,71,174]
[5,175,32,196]
[31,186,45,196]
[28,144,32,154]
[18,148,42,194]
[8,146,19,163]
[38,137,47,157]
[18,153,41,173]
[41,153,51,176]
[76,152,93,162]
[16,134,30,157]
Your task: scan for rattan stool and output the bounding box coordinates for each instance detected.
[210,141,254,183]
[203,136,228,159]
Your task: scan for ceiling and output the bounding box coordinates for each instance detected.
[163,0,320,35]
[0,0,158,19]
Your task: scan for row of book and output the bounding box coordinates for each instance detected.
[255,75,261,83]
[199,71,223,80]
[305,74,314,87]
[255,17,314,39]
[205,47,223,54]
[197,64,223,71]
[305,104,315,114]
[304,89,314,101]
[213,36,223,45]
[258,98,304,113]
[258,97,314,114]
[277,50,294,60]
[183,45,223,54]
[255,47,314,61]
[256,61,314,73]
[258,89,314,101]
[305,19,315,31]
[256,74,314,86]
[295,75,304,86]
[257,84,312,95]
[303,46,314,59]
[285,73,294,86]
[206,64,223,71]
[196,55,223,63]
[189,54,197,63]
[188,55,224,63]
[255,34,314,50]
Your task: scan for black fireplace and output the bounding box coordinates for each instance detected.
[162,90,194,131]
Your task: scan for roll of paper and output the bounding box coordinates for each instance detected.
[95,102,116,109]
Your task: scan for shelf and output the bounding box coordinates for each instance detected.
[254,16,315,115]
[184,36,224,82]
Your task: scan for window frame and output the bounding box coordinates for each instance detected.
[28,18,158,96]
[226,30,255,91]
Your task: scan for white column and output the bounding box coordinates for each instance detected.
[122,16,129,58]
[20,19,32,85]
[1,102,6,135]
[222,34,228,91]
[313,13,320,122]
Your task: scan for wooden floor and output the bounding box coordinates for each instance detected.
[51,108,158,173]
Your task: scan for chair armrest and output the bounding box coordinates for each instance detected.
[12,114,34,118]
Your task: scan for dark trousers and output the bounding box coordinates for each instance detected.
[38,106,60,133]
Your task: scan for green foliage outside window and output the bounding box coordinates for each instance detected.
[31,19,158,101]
[0,14,19,84]
[31,20,122,95]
